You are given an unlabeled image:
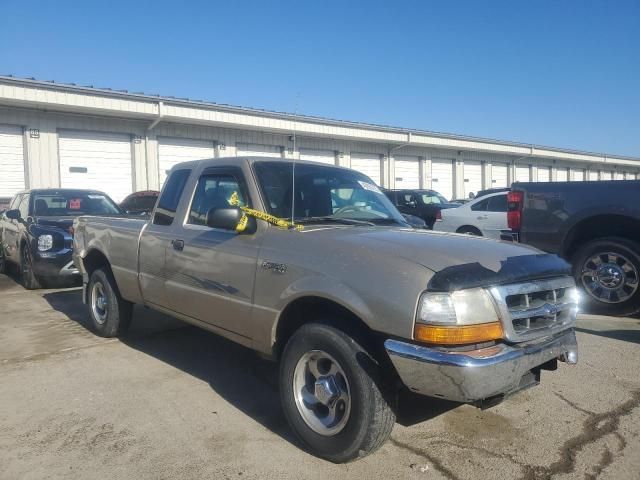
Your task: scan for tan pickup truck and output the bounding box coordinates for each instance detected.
[73,157,579,462]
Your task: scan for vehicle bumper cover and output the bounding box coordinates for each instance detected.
[385,329,578,403]
[32,249,80,277]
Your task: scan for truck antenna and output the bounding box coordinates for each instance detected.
[290,92,300,228]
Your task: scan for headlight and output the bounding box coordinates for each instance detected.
[415,288,503,345]
[37,234,53,251]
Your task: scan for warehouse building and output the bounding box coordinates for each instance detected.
[0,75,639,203]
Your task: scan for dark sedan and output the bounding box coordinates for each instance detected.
[0,189,122,289]
[384,189,459,229]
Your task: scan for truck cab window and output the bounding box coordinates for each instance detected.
[188,174,247,226]
[153,169,191,226]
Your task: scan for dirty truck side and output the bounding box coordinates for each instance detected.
[73,157,579,462]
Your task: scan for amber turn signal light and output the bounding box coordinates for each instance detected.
[414,322,504,345]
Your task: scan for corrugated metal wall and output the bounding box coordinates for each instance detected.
[0,104,638,202]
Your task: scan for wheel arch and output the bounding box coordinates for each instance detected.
[82,248,113,278]
[273,295,383,362]
[456,225,482,236]
[564,215,640,258]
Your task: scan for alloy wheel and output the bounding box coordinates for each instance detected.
[292,349,351,436]
[581,251,639,304]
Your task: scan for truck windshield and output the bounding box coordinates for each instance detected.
[253,162,405,224]
[31,192,121,216]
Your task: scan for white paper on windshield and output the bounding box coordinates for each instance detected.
[358,180,382,194]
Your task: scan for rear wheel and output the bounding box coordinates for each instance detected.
[88,267,132,337]
[572,237,640,316]
[279,323,395,463]
[20,245,41,290]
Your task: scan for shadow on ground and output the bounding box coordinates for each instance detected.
[575,326,640,345]
[41,288,458,451]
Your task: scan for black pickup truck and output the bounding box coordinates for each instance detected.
[503,180,640,316]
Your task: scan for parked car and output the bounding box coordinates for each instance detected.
[384,189,460,229]
[503,180,640,316]
[475,187,511,199]
[434,191,508,239]
[120,190,159,216]
[73,157,578,462]
[0,189,122,288]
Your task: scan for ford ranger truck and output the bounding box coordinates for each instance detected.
[73,157,579,462]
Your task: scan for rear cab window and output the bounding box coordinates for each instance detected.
[153,169,191,226]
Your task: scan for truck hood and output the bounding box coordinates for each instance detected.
[303,226,571,290]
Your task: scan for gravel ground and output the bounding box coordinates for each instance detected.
[0,273,638,480]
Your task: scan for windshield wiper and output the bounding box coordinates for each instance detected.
[297,216,376,226]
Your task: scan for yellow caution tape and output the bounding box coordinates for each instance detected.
[229,192,303,232]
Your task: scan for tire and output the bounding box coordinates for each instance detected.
[456,226,482,236]
[20,245,41,290]
[87,267,132,337]
[279,323,395,463]
[572,237,640,316]
[0,246,7,275]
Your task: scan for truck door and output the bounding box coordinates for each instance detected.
[165,166,260,338]
[138,169,191,308]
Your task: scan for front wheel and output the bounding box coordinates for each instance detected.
[572,237,640,316]
[88,267,132,337]
[279,323,395,463]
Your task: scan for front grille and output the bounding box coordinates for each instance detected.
[490,277,578,342]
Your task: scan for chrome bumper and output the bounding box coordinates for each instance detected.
[385,329,578,403]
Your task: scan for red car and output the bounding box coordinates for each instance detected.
[119,190,159,216]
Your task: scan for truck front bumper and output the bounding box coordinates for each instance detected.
[385,329,577,403]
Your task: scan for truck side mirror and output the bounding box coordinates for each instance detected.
[206,207,244,231]
[5,209,20,221]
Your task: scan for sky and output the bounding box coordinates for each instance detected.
[1,0,638,156]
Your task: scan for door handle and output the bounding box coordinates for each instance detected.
[171,239,184,251]
[477,215,488,220]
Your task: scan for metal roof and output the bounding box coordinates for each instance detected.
[1,74,638,161]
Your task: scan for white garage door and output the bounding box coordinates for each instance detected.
[571,169,585,181]
[587,170,599,181]
[614,172,624,180]
[0,125,25,197]
[556,168,568,182]
[537,167,551,182]
[394,155,420,189]
[491,164,508,187]
[463,161,482,198]
[59,131,133,202]
[158,137,215,186]
[431,159,454,200]
[299,148,335,165]
[237,143,282,158]
[515,166,531,183]
[351,153,382,186]
[601,171,613,180]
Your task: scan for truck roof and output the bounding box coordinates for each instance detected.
[168,156,354,172]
